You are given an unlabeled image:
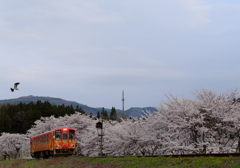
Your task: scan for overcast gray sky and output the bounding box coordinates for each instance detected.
[1,0,240,110]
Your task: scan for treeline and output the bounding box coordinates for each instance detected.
[97,107,117,120]
[0,101,85,134]
[96,107,130,122]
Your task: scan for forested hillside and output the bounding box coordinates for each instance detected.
[0,95,157,117]
[0,101,85,134]
[0,95,102,115]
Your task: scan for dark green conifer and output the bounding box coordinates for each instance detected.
[101,107,109,120]
[110,107,117,120]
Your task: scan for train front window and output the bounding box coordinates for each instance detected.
[63,133,68,140]
[69,130,75,139]
[55,130,61,139]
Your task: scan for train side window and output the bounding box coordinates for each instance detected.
[69,130,75,139]
[55,130,61,139]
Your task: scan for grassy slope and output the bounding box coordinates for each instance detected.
[0,156,240,168]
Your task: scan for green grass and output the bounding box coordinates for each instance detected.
[1,156,240,168]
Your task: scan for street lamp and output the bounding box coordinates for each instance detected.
[96,121,103,156]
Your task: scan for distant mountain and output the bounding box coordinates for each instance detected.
[0,95,101,115]
[125,107,158,117]
[0,95,158,117]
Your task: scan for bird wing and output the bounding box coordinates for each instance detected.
[14,82,20,88]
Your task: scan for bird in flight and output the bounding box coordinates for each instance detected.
[11,82,20,92]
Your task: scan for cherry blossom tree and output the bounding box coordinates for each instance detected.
[152,89,240,154]
[195,89,240,153]
[103,111,170,156]
[0,133,27,159]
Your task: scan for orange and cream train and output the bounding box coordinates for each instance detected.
[30,128,76,158]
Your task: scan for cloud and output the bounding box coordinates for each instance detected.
[180,0,211,27]
[1,1,124,25]
[0,29,40,39]
[118,0,211,29]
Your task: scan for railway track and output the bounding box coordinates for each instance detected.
[14,153,240,160]
[167,153,240,157]
[92,153,240,158]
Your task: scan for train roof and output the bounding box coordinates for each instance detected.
[53,127,76,131]
[31,127,76,138]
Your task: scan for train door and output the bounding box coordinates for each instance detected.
[62,129,68,149]
[54,129,62,151]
